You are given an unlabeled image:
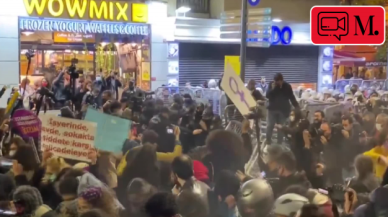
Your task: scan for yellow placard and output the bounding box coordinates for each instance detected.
[141,62,150,81]
[132,3,148,23]
[224,56,240,76]
[5,92,19,115]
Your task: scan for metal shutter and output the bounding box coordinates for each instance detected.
[179,43,319,86]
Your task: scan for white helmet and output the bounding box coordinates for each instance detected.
[273,193,309,217]
[326,97,337,103]
[306,88,312,93]
[208,79,217,88]
[301,92,311,99]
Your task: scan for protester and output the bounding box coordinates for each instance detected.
[145,192,178,217]
[171,155,209,209]
[12,186,55,217]
[202,130,246,182]
[125,178,157,217]
[266,73,300,145]
[77,187,119,217]
[348,155,380,193]
[363,130,388,179]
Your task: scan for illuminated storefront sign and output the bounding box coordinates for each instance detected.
[19,17,149,35]
[23,0,148,22]
[271,26,292,45]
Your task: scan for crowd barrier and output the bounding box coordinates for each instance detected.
[335,79,386,93]
[154,87,222,115]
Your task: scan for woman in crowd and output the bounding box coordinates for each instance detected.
[125,178,157,217]
[202,129,246,182]
[118,144,159,204]
[77,187,119,217]
[8,144,42,187]
[364,130,388,179]
[348,155,380,193]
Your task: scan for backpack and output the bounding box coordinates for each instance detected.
[363,186,388,217]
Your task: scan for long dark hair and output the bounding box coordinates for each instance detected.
[121,144,160,188]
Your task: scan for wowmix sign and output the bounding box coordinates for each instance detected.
[23,0,148,23]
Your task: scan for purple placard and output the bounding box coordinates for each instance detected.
[12,109,41,138]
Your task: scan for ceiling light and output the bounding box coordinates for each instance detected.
[22,31,34,36]
[272,18,282,23]
[176,6,191,13]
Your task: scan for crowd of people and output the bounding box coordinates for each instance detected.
[0,70,388,217]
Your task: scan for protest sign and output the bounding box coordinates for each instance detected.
[85,108,131,153]
[221,63,256,115]
[12,109,41,138]
[39,115,96,162]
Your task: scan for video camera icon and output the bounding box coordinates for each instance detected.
[318,12,349,41]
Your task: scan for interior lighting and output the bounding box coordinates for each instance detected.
[176,6,191,13]
[22,31,34,36]
[272,18,282,23]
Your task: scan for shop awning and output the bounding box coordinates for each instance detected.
[333,50,365,66]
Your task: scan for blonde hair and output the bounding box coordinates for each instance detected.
[46,157,70,175]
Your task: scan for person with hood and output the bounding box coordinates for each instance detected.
[266,73,300,145]
[12,186,55,217]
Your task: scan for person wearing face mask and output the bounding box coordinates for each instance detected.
[276,109,312,174]
[247,79,265,101]
[374,113,387,138]
[266,73,300,145]
[270,151,311,198]
[317,122,345,185]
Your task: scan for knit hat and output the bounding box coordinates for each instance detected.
[79,187,102,203]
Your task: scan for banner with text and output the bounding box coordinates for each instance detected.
[39,115,97,162]
[221,63,256,115]
[12,109,41,138]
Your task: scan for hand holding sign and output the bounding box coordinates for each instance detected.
[221,63,256,115]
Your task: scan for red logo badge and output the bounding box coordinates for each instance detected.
[310,6,385,45]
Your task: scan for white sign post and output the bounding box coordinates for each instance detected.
[221,63,257,115]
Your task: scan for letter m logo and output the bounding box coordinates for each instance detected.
[354,15,376,36]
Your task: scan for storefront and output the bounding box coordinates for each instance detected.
[165,17,319,89]
[0,0,158,106]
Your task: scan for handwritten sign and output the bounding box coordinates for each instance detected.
[224,56,240,76]
[39,115,96,162]
[221,63,256,115]
[12,109,41,138]
[85,108,131,153]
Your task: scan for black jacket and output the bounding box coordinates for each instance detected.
[266,81,299,116]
